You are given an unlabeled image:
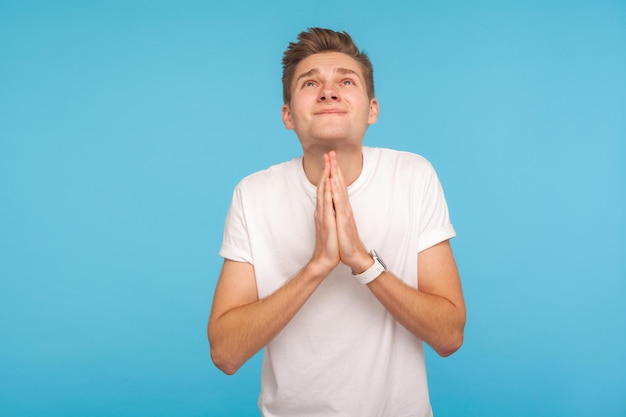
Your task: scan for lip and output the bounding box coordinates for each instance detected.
[314,109,346,115]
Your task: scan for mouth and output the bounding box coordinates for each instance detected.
[314,109,346,115]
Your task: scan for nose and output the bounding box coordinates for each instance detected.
[318,83,340,102]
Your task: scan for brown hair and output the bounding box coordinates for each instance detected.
[281,27,375,104]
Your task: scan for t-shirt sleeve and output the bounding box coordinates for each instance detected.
[219,184,254,264]
[416,162,456,253]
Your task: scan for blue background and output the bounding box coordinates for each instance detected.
[1,1,625,416]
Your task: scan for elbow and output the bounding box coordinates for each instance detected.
[435,329,464,358]
[436,308,466,357]
[208,331,242,375]
[207,321,244,375]
[210,347,241,375]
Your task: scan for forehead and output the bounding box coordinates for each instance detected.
[293,52,364,81]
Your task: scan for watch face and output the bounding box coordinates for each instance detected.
[372,250,387,270]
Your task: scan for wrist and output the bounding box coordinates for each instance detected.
[352,250,387,285]
[304,258,335,281]
[350,254,375,275]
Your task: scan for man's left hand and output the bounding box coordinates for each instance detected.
[327,151,374,274]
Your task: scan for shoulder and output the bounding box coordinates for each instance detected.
[236,157,302,191]
[365,146,435,174]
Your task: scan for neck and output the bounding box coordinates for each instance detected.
[302,144,364,186]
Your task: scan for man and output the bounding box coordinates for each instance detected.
[208,28,466,416]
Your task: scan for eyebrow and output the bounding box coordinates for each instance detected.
[295,67,362,85]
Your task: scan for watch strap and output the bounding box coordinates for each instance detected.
[353,251,386,285]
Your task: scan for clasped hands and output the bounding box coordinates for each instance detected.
[311,151,374,277]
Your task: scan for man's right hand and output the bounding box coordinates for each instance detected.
[209,155,342,375]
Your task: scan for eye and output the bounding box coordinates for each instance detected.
[341,79,355,86]
[303,80,317,88]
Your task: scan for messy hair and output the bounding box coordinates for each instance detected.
[281,28,375,104]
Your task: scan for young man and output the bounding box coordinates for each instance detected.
[208,28,466,417]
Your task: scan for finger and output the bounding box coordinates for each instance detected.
[316,154,330,212]
[328,151,337,181]
[324,176,334,222]
[329,157,350,214]
[325,157,339,213]
[333,158,347,189]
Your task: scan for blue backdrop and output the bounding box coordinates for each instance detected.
[1,1,624,416]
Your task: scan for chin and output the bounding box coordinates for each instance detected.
[313,129,353,141]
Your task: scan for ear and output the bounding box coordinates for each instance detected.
[282,104,294,130]
[368,98,379,125]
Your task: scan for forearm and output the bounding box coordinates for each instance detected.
[208,262,327,374]
[367,271,465,357]
[328,158,464,353]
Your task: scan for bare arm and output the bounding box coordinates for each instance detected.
[366,240,466,357]
[208,157,339,375]
[328,152,465,357]
[208,259,328,375]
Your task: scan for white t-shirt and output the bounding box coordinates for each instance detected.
[220,147,455,417]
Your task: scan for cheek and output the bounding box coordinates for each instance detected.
[289,101,309,122]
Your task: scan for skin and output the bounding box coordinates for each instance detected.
[208,52,466,375]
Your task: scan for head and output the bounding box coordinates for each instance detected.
[282,28,375,105]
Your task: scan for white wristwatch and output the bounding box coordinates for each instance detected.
[353,250,387,285]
